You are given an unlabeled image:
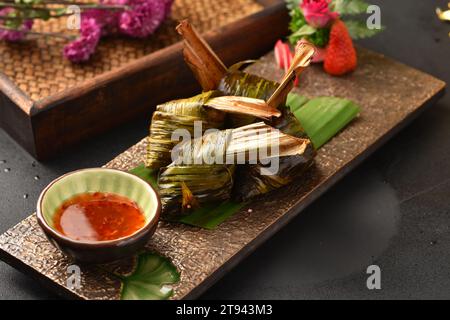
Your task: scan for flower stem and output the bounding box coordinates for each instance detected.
[0,12,73,19]
[0,2,128,10]
[0,2,48,11]
[0,26,76,40]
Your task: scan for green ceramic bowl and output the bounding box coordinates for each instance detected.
[37,168,160,264]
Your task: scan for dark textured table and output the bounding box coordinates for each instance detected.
[0,0,449,299]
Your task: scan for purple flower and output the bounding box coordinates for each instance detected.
[62,0,173,62]
[119,0,166,38]
[300,0,338,28]
[63,18,102,63]
[82,9,119,36]
[82,0,173,38]
[0,8,34,42]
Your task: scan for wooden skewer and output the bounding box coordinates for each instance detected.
[267,42,315,108]
[176,20,228,91]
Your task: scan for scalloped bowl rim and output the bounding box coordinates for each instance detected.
[36,168,160,246]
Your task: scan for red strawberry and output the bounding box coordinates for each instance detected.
[324,20,357,76]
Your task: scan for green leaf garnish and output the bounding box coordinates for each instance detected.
[129,164,158,189]
[287,94,360,149]
[343,19,385,39]
[120,252,180,300]
[290,24,317,38]
[331,0,369,15]
[171,201,247,230]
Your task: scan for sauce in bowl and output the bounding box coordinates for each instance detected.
[54,192,146,242]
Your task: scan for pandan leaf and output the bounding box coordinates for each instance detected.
[129,165,244,229]
[288,95,360,149]
[173,201,247,230]
[344,20,385,39]
[332,0,369,15]
[120,252,180,300]
[287,93,309,114]
[129,164,158,190]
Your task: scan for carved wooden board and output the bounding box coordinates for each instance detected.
[0,47,445,299]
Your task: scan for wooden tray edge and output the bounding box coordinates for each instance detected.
[0,238,82,300]
[0,73,34,114]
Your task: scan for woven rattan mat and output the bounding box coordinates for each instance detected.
[0,0,262,101]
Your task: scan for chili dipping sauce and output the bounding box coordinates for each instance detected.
[54,192,146,241]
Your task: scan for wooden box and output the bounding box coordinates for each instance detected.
[0,0,288,160]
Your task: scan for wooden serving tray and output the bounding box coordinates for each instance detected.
[0,0,288,160]
[0,47,445,299]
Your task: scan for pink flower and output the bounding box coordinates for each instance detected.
[300,0,338,28]
[119,0,166,38]
[0,8,34,42]
[63,18,101,63]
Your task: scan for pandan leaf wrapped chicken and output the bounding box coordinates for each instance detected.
[217,70,281,127]
[146,91,223,169]
[177,20,280,127]
[233,149,315,201]
[149,21,316,215]
[232,107,315,201]
[177,20,312,122]
[232,111,314,200]
[146,92,281,169]
[158,122,314,214]
[159,165,235,216]
[145,21,283,170]
[177,20,279,101]
[177,20,317,201]
[146,22,282,170]
[232,45,317,200]
[218,69,279,102]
